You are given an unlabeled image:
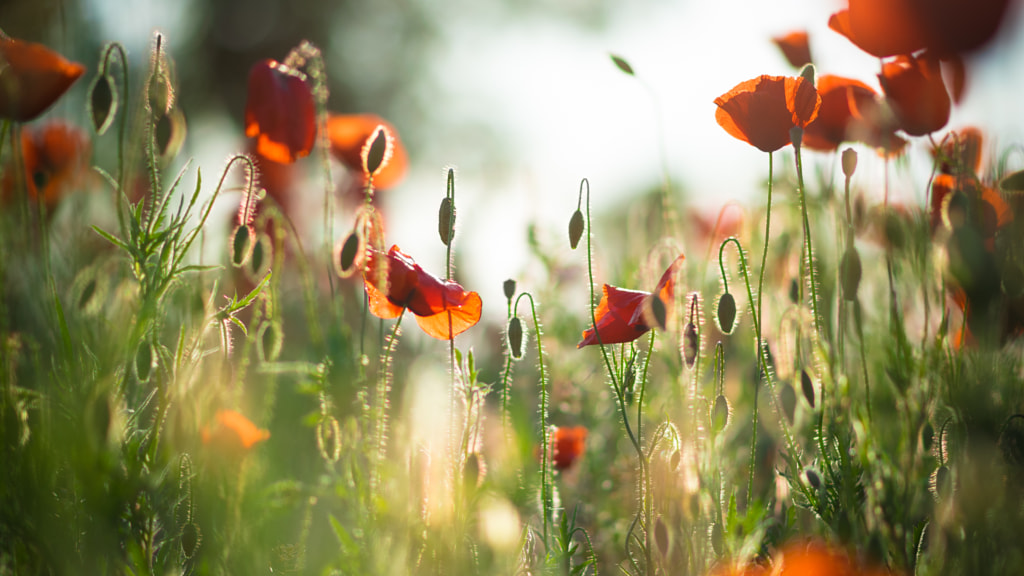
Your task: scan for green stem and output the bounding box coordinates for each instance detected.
[513,292,550,546]
[794,142,822,337]
[374,310,404,499]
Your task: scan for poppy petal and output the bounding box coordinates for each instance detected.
[244,60,316,164]
[772,31,812,69]
[0,37,85,122]
[414,291,483,340]
[578,285,650,348]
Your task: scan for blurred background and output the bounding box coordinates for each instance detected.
[4,0,1024,329]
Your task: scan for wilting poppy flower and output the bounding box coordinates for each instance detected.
[364,244,482,340]
[201,409,270,451]
[578,254,685,348]
[772,31,812,69]
[803,74,906,154]
[714,75,820,153]
[1,120,91,211]
[0,36,85,122]
[551,426,587,471]
[327,114,408,190]
[879,53,951,137]
[244,59,316,164]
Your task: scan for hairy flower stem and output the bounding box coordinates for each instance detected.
[794,144,822,337]
[373,310,404,501]
[719,238,815,508]
[500,297,514,441]
[513,292,551,546]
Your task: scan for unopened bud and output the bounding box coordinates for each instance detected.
[363,127,389,177]
[438,196,455,246]
[840,246,862,300]
[712,394,730,433]
[89,73,116,135]
[507,317,524,359]
[716,292,736,334]
[683,322,698,368]
[503,279,516,301]
[801,369,815,408]
[842,147,858,178]
[568,209,584,250]
[780,384,796,424]
[231,224,254,268]
[805,469,821,489]
[336,231,363,278]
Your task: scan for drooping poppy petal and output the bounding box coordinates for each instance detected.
[362,245,481,339]
[879,53,951,137]
[244,59,316,164]
[803,75,875,152]
[714,75,820,153]
[0,37,85,122]
[327,114,408,190]
[828,1,927,58]
[551,426,587,471]
[772,31,813,69]
[1,120,91,211]
[578,254,685,348]
[201,409,270,451]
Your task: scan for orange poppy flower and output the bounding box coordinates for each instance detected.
[879,53,950,137]
[771,31,812,69]
[327,114,408,190]
[0,36,85,122]
[551,426,587,471]
[363,244,482,340]
[714,75,820,153]
[244,59,316,164]
[578,254,685,348]
[1,120,91,211]
[201,409,270,451]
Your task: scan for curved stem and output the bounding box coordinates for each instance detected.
[514,292,551,546]
[100,42,130,196]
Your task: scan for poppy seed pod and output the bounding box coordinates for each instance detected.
[842,148,858,178]
[716,292,737,334]
[568,209,585,249]
[89,73,116,135]
[503,279,516,301]
[712,394,730,433]
[683,322,699,368]
[507,317,524,359]
[801,369,816,408]
[438,196,455,246]
[840,246,862,300]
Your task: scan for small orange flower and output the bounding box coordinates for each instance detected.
[363,245,482,340]
[0,36,85,122]
[244,59,316,164]
[714,75,820,153]
[327,114,408,190]
[578,254,685,348]
[201,409,270,451]
[551,426,587,471]
[803,74,905,154]
[879,53,951,137]
[1,120,91,211]
[771,31,812,69]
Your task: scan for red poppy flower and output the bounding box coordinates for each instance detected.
[772,31,812,69]
[879,53,951,137]
[828,0,927,58]
[244,59,316,164]
[364,244,482,340]
[933,127,984,176]
[201,409,270,451]
[0,36,85,122]
[551,426,587,471]
[714,75,821,153]
[578,254,685,348]
[327,114,408,190]
[1,120,91,211]
[801,75,905,155]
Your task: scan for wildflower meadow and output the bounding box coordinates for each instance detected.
[3,1,1024,574]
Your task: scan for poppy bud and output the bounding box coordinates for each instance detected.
[842,148,858,179]
[650,295,668,330]
[712,394,730,434]
[135,341,154,384]
[181,522,201,559]
[568,209,585,250]
[155,108,186,160]
[921,421,935,454]
[780,384,796,424]
[336,230,363,278]
[507,317,524,359]
[934,465,952,499]
[147,71,171,118]
[800,369,815,408]
[805,468,821,489]
[840,246,862,300]
[789,278,799,304]
[503,279,516,301]
[247,234,271,281]
[711,523,723,556]
[89,72,116,135]
[363,127,388,177]
[316,415,342,464]
[789,126,803,151]
[683,321,698,368]
[669,449,681,470]
[463,453,484,490]
[438,196,455,246]
[610,54,634,76]
[231,224,255,268]
[260,322,282,362]
[716,292,737,334]
[654,517,669,557]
